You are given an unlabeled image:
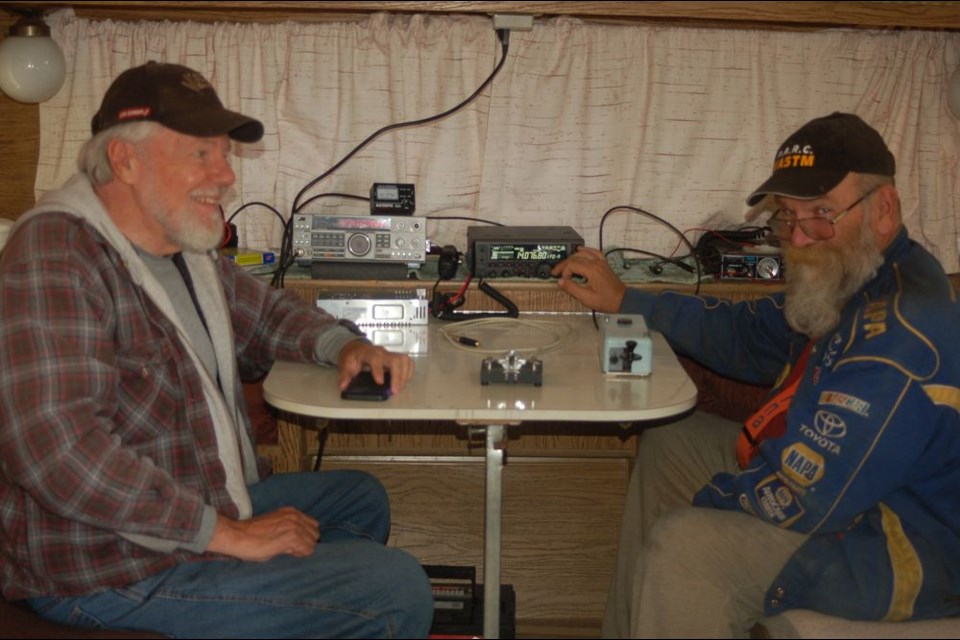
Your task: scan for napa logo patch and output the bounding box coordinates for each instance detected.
[781,443,825,487]
[755,475,805,526]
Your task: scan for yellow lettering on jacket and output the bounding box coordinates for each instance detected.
[862,301,887,339]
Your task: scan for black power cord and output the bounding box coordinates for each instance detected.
[432,279,519,322]
[598,205,703,294]
[604,247,696,275]
[271,28,513,288]
[269,193,372,288]
[427,244,521,322]
[598,205,774,294]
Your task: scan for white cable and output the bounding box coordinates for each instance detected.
[437,317,575,356]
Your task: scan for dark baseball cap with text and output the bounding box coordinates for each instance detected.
[90,61,263,143]
[746,112,894,206]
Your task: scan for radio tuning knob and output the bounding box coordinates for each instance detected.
[347,233,372,257]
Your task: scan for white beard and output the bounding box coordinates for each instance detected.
[783,220,884,338]
[141,187,226,253]
[132,133,228,253]
[159,208,225,253]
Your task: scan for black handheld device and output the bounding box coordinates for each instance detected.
[340,370,392,401]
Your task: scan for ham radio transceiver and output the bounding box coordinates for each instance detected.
[467,226,584,279]
[719,249,784,281]
[291,214,427,267]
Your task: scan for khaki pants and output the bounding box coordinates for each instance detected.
[603,412,809,638]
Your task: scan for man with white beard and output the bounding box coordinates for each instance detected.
[0,62,432,638]
[551,113,960,638]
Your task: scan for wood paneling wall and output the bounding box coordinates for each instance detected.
[0,12,40,220]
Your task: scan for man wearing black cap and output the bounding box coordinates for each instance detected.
[0,62,433,637]
[552,113,960,637]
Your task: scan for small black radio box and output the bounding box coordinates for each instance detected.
[370,183,415,216]
[467,226,584,279]
[719,250,785,281]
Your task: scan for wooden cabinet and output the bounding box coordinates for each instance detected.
[260,276,777,636]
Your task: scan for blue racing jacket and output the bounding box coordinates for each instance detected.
[621,228,960,621]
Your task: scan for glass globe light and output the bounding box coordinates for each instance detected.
[0,16,66,104]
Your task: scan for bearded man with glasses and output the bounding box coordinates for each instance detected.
[552,113,960,638]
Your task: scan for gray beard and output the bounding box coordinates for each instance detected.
[148,204,225,253]
[783,224,884,338]
[169,218,224,253]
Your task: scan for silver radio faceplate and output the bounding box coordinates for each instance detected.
[292,214,427,266]
[316,289,430,326]
[317,289,429,355]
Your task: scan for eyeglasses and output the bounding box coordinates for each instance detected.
[767,186,880,241]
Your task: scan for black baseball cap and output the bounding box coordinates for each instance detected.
[90,61,263,143]
[746,112,895,206]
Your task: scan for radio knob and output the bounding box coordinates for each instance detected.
[347,233,372,257]
[536,263,552,279]
[757,256,781,279]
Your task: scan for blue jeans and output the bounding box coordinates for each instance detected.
[29,471,434,638]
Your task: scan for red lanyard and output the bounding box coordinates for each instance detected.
[735,341,814,469]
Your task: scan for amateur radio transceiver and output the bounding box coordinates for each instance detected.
[316,289,429,326]
[719,250,784,281]
[292,214,427,267]
[316,289,429,355]
[467,225,584,279]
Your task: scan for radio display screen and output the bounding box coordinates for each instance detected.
[311,216,391,231]
[489,243,568,262]
[375,185,400,201]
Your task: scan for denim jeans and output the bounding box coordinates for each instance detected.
[29,470,434,638]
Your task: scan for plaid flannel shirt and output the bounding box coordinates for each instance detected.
[0,207,352,599]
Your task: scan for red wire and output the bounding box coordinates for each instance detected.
[447,274,472,305]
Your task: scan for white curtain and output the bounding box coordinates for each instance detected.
[39,9,960,271]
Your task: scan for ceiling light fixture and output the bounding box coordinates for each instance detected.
[0,13,66,103]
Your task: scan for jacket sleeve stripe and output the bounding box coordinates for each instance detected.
[922,384,960,411]
[879,502,923,621]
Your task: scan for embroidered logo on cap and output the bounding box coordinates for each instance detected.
[117,106,152,121]
[774,143,815,170]
[181,71,212,94]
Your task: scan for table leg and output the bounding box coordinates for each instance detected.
[483,424,506,639]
